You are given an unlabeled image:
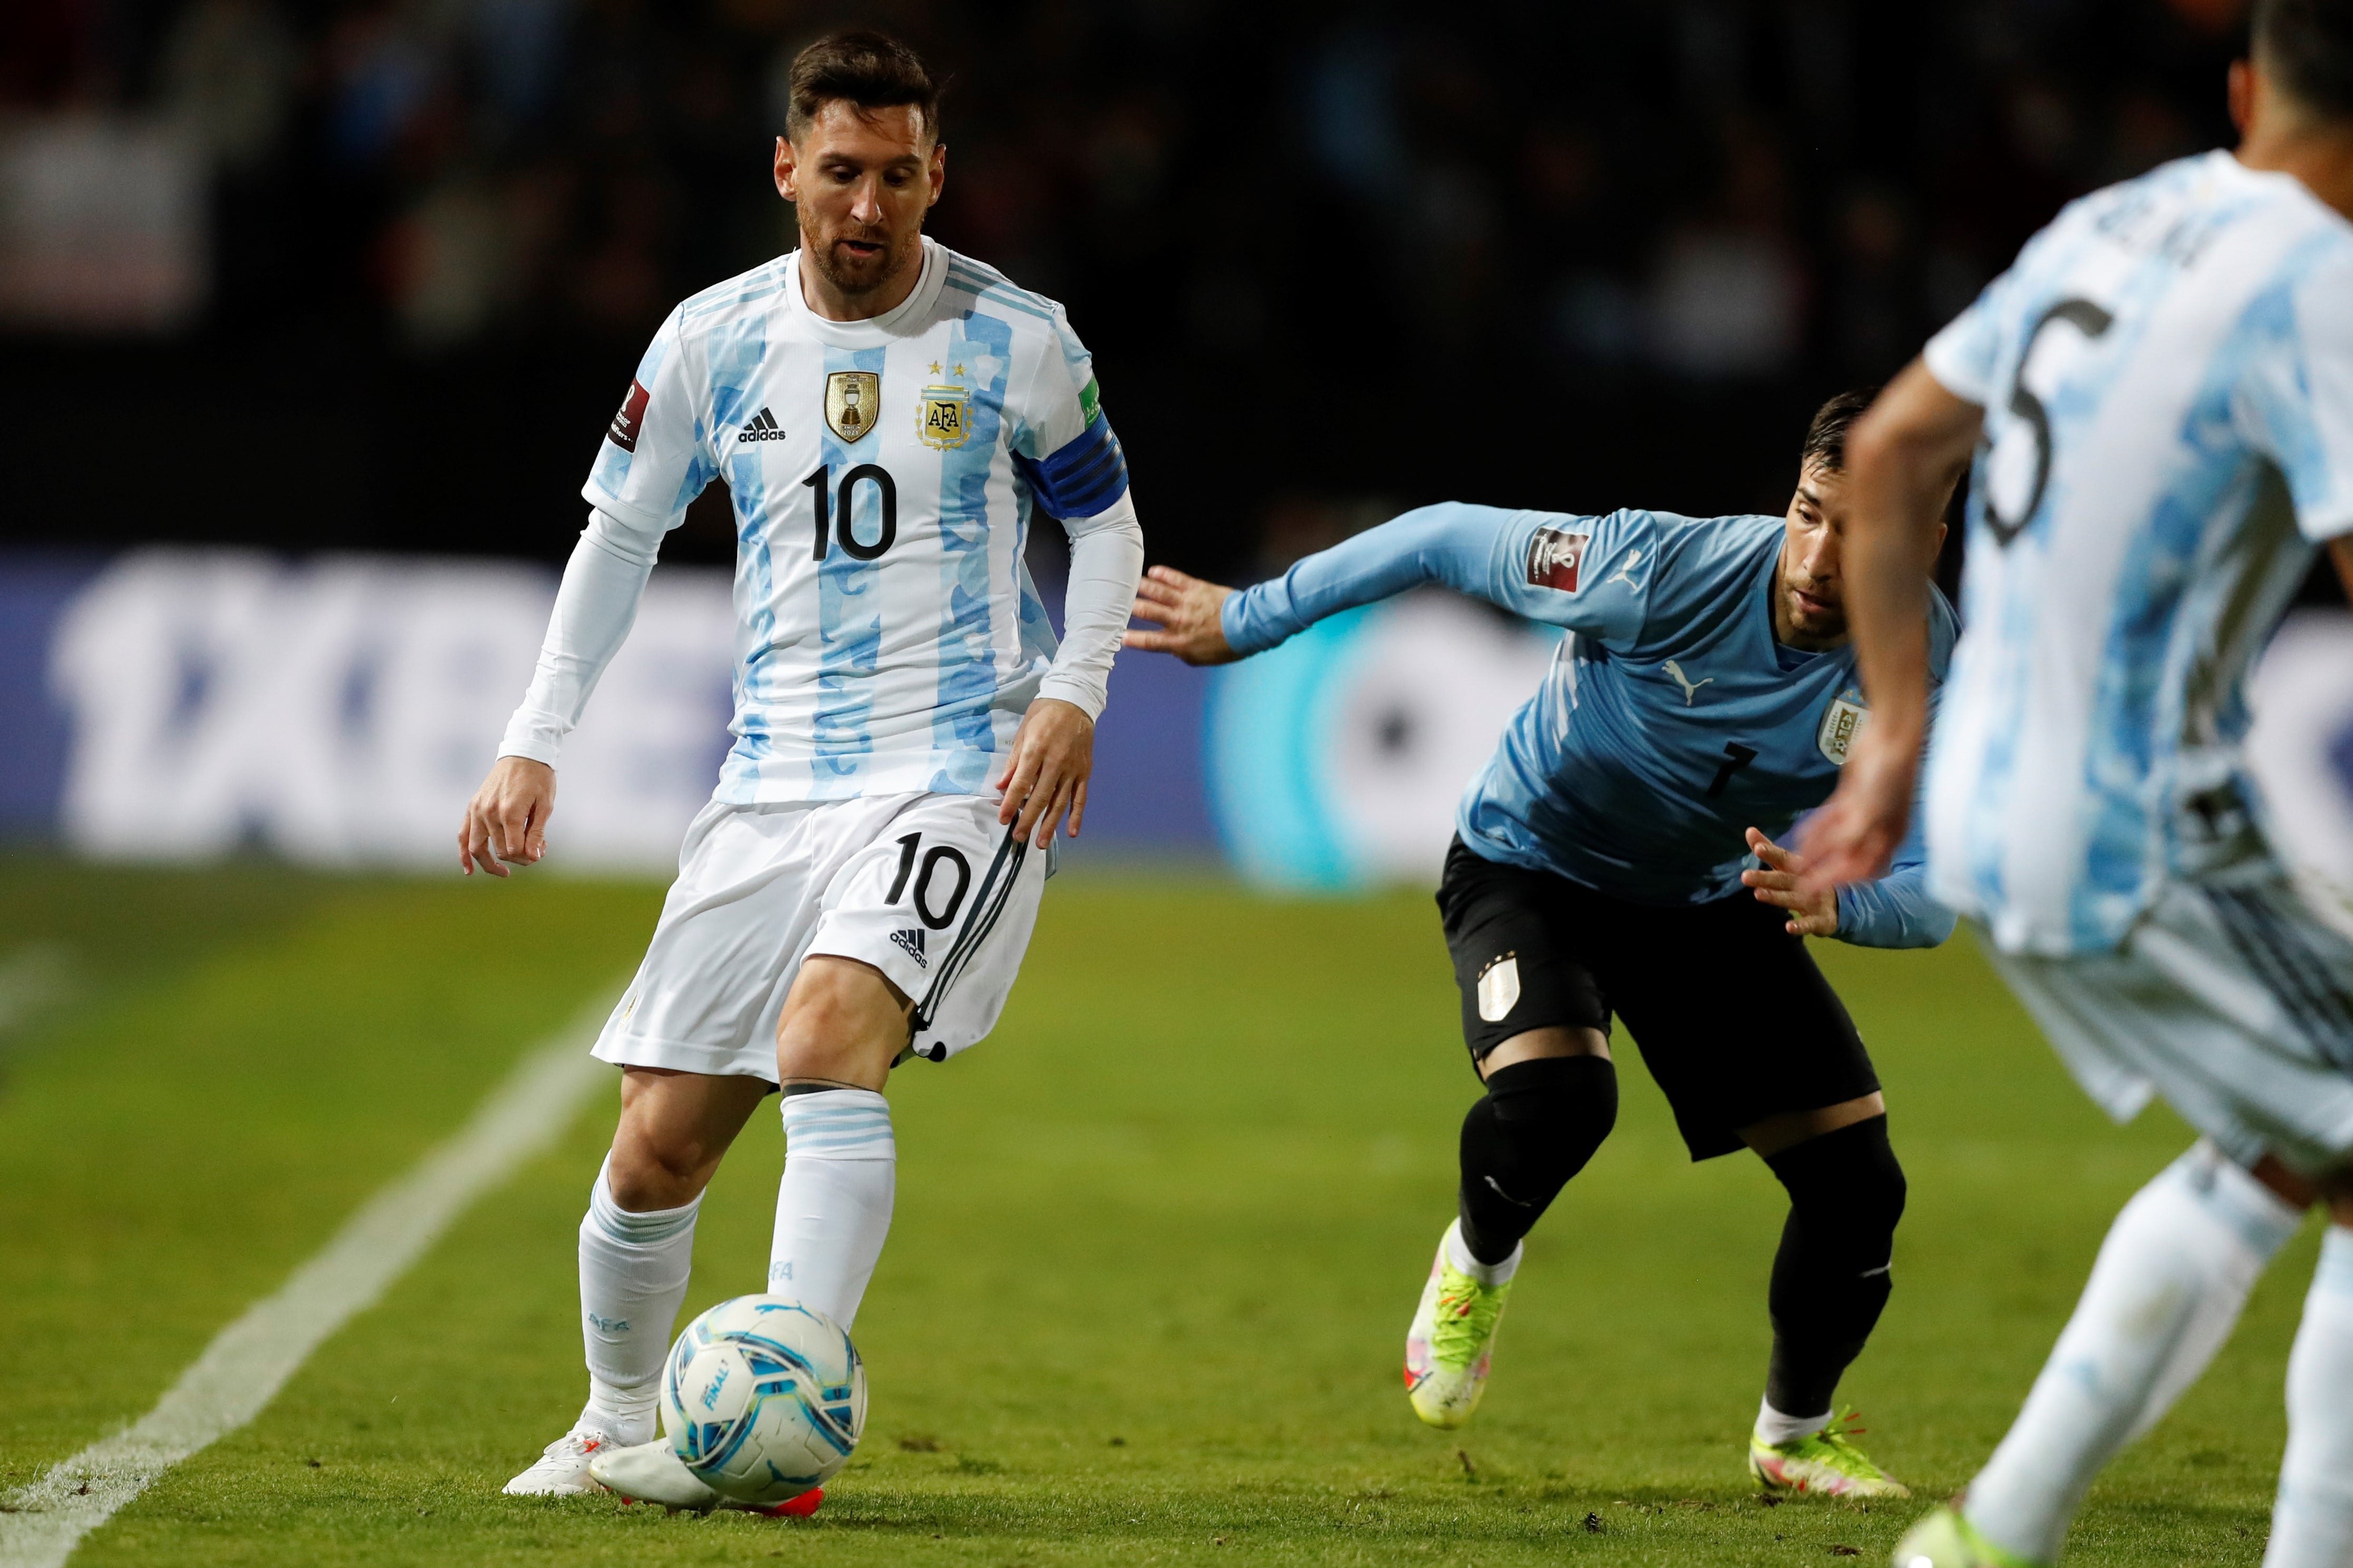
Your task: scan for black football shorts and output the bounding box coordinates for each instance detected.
[1435,836,1880,1161]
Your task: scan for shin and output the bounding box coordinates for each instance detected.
[1759,1115,1906,1436]
[2265,1225,2353,1568]
[1967,1144,2300,1565]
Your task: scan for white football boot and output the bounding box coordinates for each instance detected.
[586,1439,826,1517]
[501,1424,624,1496]
[587,1439,725,1511]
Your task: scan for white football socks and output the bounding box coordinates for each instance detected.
[770,1088,896,1329]
[2265,1225,2353,1568]
[576,1155,701,1445]
[1965,1144,2301,1565]
[1442,1218,1521,1287]
[1755,1397,1833,1446]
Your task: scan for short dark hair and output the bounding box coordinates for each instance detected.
[2254,0,2353,120]
[1800,386,1880,473]
[785,30,943,144]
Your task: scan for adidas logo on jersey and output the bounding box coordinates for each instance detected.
[890,928,927,968]
[739,407,787,442]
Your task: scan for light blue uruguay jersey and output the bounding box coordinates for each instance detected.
[1223,504,1960,948]
[585,237,1130,804]
[1921,150,2353,956]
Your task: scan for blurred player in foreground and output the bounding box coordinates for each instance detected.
[1130,394,1954,1498]
[1804,3,2353,1563]
[458,31,1145,1509]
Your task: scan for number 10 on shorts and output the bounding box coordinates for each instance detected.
[887,833,971,931]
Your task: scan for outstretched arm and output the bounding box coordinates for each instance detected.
[1213,502,1519,656]
[1128,501,1647,664]
[1799,362,1981,890]
[459,507,665,876]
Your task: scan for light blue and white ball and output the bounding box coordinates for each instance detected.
[660,1296,867,1503]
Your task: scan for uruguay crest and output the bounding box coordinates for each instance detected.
[1476,953,1520,1024]
[1817,686,1868,764]
[917,383,973,450]
[825,371,880,443]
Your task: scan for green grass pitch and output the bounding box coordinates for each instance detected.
[0,856,2318,1565]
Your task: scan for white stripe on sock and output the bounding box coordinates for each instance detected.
[587,1155,700,1244]
[0,991,617,1568]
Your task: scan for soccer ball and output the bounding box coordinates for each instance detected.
[660,1295,867,1503]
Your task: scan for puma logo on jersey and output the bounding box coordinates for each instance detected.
[1663,659,1712,705]
[1606,550,1648,592]
[890,928,928,968]
[738,406,787,443]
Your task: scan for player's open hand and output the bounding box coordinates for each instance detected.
[1125,565,1240,665]
[995,697,1094,850]
[1742,826,1839,938]
[459,756,556,878]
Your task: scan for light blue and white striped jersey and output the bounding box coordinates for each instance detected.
[586,238,1131,804]
[1224,504,1959,948]
[1921,150,2353,956]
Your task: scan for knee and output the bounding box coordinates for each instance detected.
[1771,1115,1906,1241]
[777,959,908,1083]
[1487,1053,1617,1128]
[1476,1055,1619,1177]
[608,1105,722,1211]
[603,1140,706,1211]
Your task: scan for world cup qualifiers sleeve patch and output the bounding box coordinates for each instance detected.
[1526,528,1592,593]
[607,379,651,452]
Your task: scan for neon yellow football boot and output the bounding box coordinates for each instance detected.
[1748,1408,1912,1499]
[1402,1224,1513,1429]
[1889,1503,2046,1567]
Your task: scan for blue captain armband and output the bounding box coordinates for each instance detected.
[1018,417,1130,520]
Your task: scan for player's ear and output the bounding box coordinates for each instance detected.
[774,135,797,201]
[2229,59,2255,138]
[926,140,946,207]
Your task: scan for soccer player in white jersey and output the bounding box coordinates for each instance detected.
[1805,3,2353,1563]
[457,32,1145,1511]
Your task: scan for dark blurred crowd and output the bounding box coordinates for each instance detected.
[0,0,2245,569]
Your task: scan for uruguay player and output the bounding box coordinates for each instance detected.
[1130,393,1956,1498]
[460,33,1145,1508]
[1809,3,2353,1564]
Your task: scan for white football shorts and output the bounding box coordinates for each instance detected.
[1985,870,2353,1176]
[594,791,1048,1080]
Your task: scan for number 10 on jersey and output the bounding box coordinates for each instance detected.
[803,463,899,561]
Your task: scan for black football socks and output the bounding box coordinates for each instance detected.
[1456,1054,1619,1266]
[1761,1114,1907,1420]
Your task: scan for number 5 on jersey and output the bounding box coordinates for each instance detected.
[803,463,899,561]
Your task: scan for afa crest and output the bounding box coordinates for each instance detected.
[918,383,973,450]
[1817,687,1869,764]
[825,371,880,443]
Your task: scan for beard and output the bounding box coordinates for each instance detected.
[802,216,918,298]
[1784,583,1847,641]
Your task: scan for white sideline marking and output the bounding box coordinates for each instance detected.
[0,993,618,1568]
